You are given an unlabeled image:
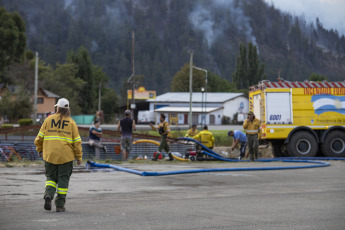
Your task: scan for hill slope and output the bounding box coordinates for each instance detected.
[1,0,344,93]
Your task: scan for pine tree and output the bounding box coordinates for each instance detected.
[0,7,26,74]
[67,46,96,114]
[232,43,265,89]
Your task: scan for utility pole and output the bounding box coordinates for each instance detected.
[33,52,38,123]
[98,81,101,111]
[189,51,193,127]
[131,31,135,118]
[193,66,207,126]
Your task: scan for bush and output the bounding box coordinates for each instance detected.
[221,116,231,125]
[18,118,33,126]
[1,124,14,129]
[214,132,232,146]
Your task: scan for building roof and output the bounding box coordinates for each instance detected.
[42,89,60,98]
[155,106,222,113]
[0,84,60,98]
[147,92,245,103]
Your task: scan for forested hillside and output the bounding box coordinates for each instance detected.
[1,0,345,94]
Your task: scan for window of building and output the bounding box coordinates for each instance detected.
[192,114,199,125]
[169,113,178,125]
[37,97,44,104]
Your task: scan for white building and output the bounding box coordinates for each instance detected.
[147,92,248,125]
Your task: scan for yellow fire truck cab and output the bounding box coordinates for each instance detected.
[249,79,345,157]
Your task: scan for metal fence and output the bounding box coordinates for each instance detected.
[0,140,195,162]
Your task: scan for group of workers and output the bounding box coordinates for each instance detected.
[114,111,261,162]
[34,96,261,212]
[142,111,260,162]
[184,111,260,161]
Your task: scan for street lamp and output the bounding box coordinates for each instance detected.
[193,66,208,124]
[201,87,205,128]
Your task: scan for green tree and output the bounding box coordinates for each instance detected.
[171,64,237,92]
[101,88,119,123]
[0,7,26,74]
[0,86,32,122]
[0,91,13,122]
[232,43,265,90]
[13,86,32,120]
[232,44,248,89]
[247,43,265,86]
[309,72,329,82]
[171,64,205,92]
[67,46,96,114]
[207,72,237,92]
[41,63,86,115]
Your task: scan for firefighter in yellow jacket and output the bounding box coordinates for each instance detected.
[34,98,82,212]
[243,111,261,161]
[193,126,215,157]
[150,114,173,161]
[185,124,199,138]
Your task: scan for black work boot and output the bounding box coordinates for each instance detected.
[56,206,65,212]
[44,195,52,211]
[152,152,160,161]
[167,152,174,161]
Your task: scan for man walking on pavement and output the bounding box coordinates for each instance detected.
[243,111,261,161]
[228,130,247,160]
[150,114,173,161]
[89,120,107,159]
[117,110,136,161]
[34,98,83,212]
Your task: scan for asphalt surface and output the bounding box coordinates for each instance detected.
[1,160,345,230]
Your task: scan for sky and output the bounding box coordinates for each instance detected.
[264,0,345,36]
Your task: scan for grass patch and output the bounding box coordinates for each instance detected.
[137,129,234,146]
[0,159,44,168]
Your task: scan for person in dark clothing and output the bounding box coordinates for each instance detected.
[89,120,107,159]
[117,110,136,161]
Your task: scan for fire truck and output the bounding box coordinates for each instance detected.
[249,79,345,157]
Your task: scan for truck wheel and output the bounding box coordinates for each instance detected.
[287,131,318,157]
[321,131,345,157]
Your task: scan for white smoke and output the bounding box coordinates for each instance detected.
[91,41,99,52]
[189,0,258,47]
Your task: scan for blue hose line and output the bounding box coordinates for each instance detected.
[88,162,143,176]
[87,159,330,177]
[275,157,345,161]
[181,137,345,162]
[200,150,240,161]
[180,137,224,157]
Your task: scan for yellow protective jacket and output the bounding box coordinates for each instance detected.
[185,128,199,138]
[193,130,215,148]
[243,118,261,135]
[34,113,83,164]
[152,121,171,136]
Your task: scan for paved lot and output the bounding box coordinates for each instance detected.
[1,160,345,230]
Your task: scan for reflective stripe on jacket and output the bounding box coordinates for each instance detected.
[243,118,261,135]
[34,113,83,164]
